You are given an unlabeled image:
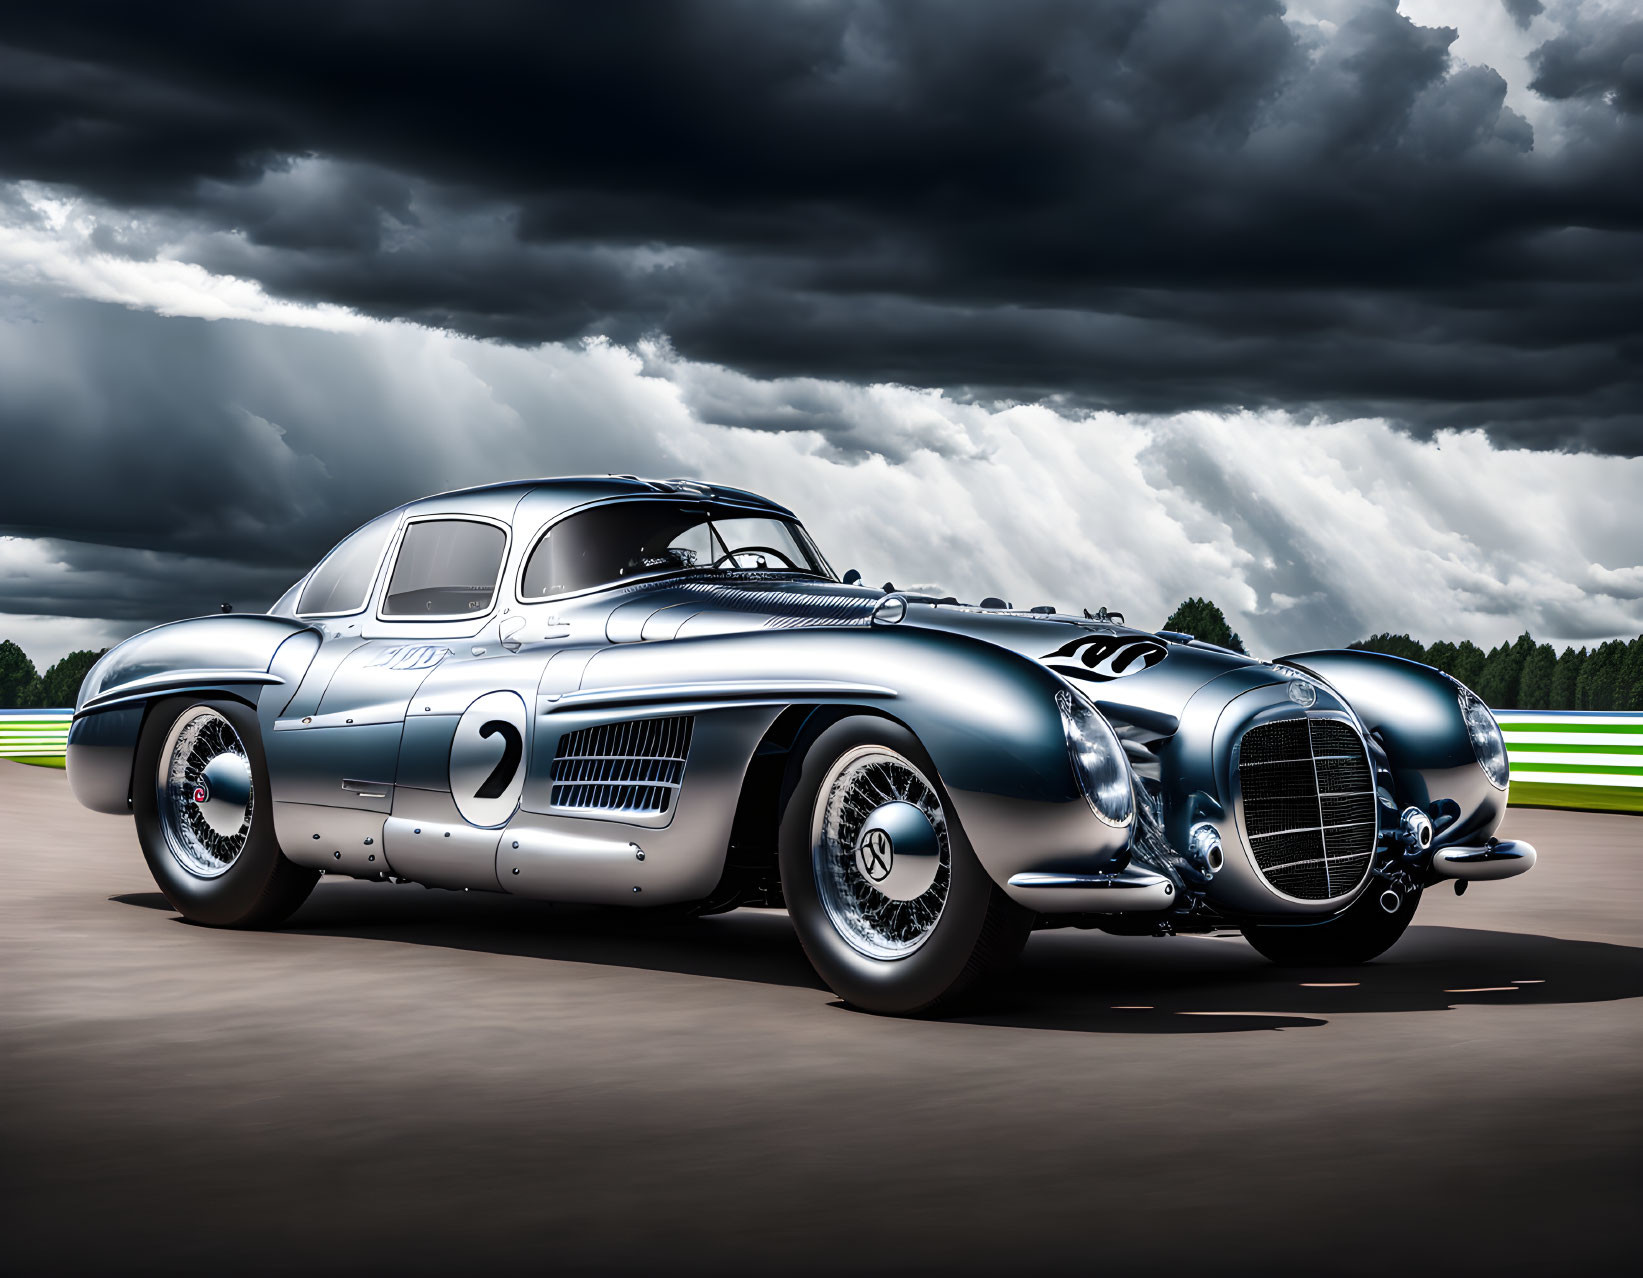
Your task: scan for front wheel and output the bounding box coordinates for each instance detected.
[1240,882,1421,966]
[132,696,317,928]
[777,715,1033,1016]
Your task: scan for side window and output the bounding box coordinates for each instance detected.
[297,513,398,617]
[382,519,507,618]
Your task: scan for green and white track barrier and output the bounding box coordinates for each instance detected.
[1496,711,1643,814]
[4,706,1640,812]
[0,709,71,769]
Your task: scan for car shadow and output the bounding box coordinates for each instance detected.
[953,923,1643,1033]
[110,883,1643,1034]
[112,882,829,992]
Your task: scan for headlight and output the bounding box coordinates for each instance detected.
[1456,683,1509,790]
[1056,689,1133,826]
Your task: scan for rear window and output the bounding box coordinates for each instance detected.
[297,513,398,616]
[382,519,507,617]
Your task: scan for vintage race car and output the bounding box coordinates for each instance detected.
[67,476,1535,1014]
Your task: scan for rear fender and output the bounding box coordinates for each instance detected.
[67,616,320,815]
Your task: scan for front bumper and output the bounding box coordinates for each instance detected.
[1429,839,1537,882]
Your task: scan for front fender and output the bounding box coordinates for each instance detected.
[564,625,1130,899]
[67,615,320,814]
[1279,649,1505,845]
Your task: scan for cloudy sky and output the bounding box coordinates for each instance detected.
[1,0,1640,667]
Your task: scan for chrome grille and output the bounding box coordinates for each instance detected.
[550,716,693,816]
[1237,716,1375,900]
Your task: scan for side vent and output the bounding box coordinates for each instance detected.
[549,716,694,816]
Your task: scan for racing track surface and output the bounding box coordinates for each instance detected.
[3,761,1639,1276]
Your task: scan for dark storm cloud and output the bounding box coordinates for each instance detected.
[0,0,1640,450]
[0,291,593,573]
[1502,0,1545,32]
[1530,9,1643,114]
[0,290,707,623]
[0,539,296,625]
[0,295,415,617]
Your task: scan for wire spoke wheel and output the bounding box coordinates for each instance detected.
[156,707,254,879]
[811,745,951,960]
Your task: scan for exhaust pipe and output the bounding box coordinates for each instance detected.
[1006,865,1176,912]
[1379,888,1402,915]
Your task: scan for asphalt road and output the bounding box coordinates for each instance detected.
[3,762,1639,1276]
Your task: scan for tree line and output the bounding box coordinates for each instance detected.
[0,642,106,710]
[1345,631,1643,712]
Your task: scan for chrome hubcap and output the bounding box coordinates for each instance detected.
[812,746,950,959]
[158,708,253,878]
[853,800,942,901]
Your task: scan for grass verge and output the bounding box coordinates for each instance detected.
[1509,781,1643,815]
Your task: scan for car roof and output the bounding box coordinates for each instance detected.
[397,475,795,524]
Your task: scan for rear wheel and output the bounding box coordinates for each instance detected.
[133,696,317,927]
[1240,882,1421,966]
[778,715,1032,1016]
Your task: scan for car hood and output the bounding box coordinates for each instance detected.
[890,599,1268,722]
[597,575,1273,718]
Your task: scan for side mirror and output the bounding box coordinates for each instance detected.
[842,569,862,585]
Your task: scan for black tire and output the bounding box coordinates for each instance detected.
[777,714,1033,1016]
[1240,883,1421,966]
[133,696,318,928]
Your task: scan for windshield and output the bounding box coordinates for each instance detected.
[520,502,832,599]
[297,511,398,617]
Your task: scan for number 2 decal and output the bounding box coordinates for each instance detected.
[450,691,529,827]
[474,720,523,799]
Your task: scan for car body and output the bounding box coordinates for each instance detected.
[66,476,1536,1013]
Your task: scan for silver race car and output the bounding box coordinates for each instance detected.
[67,476,1535,1015]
